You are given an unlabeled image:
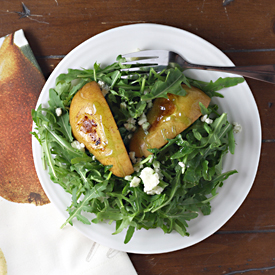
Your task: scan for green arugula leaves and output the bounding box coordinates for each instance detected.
[31,57,244,243]
[141,68,189,101]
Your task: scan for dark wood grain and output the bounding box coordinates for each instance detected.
[129,232,275,275]
[2,0,275,274]
[220,142,275,231]
[36,57,61,79]
[1,0,275,56]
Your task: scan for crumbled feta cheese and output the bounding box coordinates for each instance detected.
[178,162,186,174]
[124,175,132,181]
[129,151,136,163]
[139,167,162,195]
[146,185,164,195]
[205,118,213,124]
[71,140,85,152]
[98,80,105,87]
[127,118,136,124]
[201,114,213,124]
[130,176,141,187]
[97,80,110,96]
[201,114,207,122]
[55,107,62,117]
[233,122,242,133]
[138,113,147,125]
[124,117,136,131]
[141,122,150,131]
[124,123,136,131]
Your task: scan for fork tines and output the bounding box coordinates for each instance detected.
[121,50,168,74]
[122,49,164,58]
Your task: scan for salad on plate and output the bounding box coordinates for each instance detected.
[31,55,244,244]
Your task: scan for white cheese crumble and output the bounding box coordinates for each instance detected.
[201,114,213,124]
[124,117,136,132]
[129,151,136,164]
[141,122,150,131]
[178,162,186,174]
[130,176,141,187]
[127,118,136,124]
[55,107,62,117]
[124,174,141,188]
[97,80,110,96]
[71,140,85,152]
[124,175,132,181]
[233,122,242,133]
[138,113,147,125]
[139,167,163,195]
[205,118,213,124]
[146,185,164,195]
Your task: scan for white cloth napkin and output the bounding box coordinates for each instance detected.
[0,199,137,275]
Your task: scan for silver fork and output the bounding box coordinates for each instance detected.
[121,50,275,84]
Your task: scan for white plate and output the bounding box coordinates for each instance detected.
[32,23,261,254]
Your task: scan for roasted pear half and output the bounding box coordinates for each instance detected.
[129,85,211,157]
[70,81,134,177]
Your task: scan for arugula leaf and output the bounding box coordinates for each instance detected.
[189,77,245,98]
[141,68,187,101]
[124,226,135,244]
[56,112,74,142]
[61,180,108,228]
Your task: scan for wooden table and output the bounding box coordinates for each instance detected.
[1,1,275,274]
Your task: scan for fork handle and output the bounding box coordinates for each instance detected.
[182,62,275,84]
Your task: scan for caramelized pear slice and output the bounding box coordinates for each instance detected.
[129,85,211,157]
[70,81,134,177]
